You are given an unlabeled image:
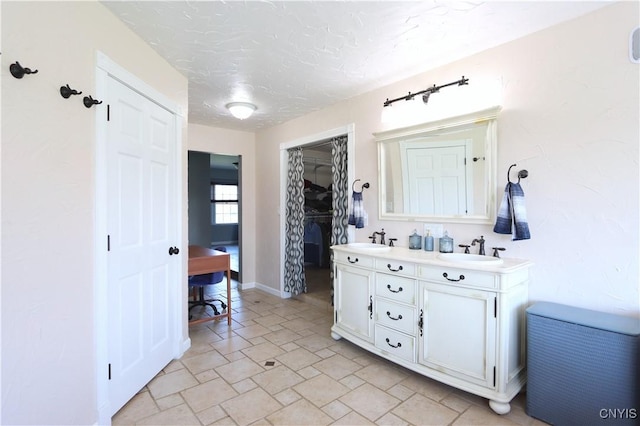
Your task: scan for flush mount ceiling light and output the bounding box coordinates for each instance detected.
[226,102,257,120]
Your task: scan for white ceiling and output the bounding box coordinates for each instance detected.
[101,1,610,132]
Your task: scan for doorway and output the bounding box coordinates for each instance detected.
[301,142,333,306]
[187,151,241,281]
[279,124,355,304]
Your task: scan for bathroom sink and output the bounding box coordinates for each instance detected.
[343,243,392,252]
[438,253,504,265]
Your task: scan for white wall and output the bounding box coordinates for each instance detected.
[1,2,188,424]
[255,2,639,317]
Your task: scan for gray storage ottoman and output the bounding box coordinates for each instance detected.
[526,302,639,425]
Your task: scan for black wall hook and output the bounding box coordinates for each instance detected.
[60,84,82,99]
[352,179,370,192]
[10,61,38,79]
[83,95,102,108]
[508,164,529,184]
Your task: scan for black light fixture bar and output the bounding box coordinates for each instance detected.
[383,76,469,107]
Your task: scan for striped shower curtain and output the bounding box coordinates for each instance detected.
[283,147,306,296]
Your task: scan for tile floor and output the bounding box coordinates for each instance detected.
[113,280,546,426]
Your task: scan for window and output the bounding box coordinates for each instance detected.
[211,184,238,224]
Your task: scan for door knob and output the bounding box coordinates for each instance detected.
[168,246,180,255]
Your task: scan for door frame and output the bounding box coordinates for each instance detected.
[94,51,186,423]
[278,124,355,298]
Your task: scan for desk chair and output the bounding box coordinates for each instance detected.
[188,246,228,318]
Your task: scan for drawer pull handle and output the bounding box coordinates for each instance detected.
[387,264,403,272]
[385,338,402,348]
[443,272,465,282]
[347,256,358,264]
[386,284,403,293]
[386,311,403,321]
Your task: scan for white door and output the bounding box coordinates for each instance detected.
[106,75,178,414]
[402,143,469,215]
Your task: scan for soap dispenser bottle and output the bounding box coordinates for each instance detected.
[424,229,434,251]
[409,229,422,250]
[439,231,454,253]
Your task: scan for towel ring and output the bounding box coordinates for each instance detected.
[507,164,529,184]
[352,179,370,192]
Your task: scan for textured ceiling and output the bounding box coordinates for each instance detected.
[101,1,609,132]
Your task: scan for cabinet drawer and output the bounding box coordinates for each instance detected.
[333,251,374,268]
[375,299,416,335]
[375,258,416,276]
[420,266,497,289]
[375,325,416,363]
[375,274,416,304]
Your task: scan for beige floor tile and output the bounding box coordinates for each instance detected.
[400,373,454,402]
[195,369,221,383]
[293,373,351,407]
[332,410,375,425]
[294,334,337,352]
[374,412,409,426]
[339,374,366,390]
[156,393,186,411]
[440,393,473,413]
[210,335,253,355]
[280,341,300,352]
[241,341,285,362]
[314,354,363,380]
[392,393,458,425]
[232,378,258,394]
[221,387,282,425]
[182,377,238,413]
[266,398,334,425]
[276,347,322,371]
[183,350,229,375]
[340,383,401,422]
[298,365,322,379]
[252,365,304,394]
[255,313,287,327]
[281,317,318,332]
[216,357,265,384]
[354,363,409,391]
[453,404,521,425]
[224,351,247,362]
[234,323,271,339]
[262,328,303,346]
[274,388,302,405]
[195,404,228,426]
[112,391,159,425]
[136,403,201,425]
[148,368,199,400]
[322,400,352,420]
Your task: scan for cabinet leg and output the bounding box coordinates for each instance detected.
[488,400,511,415]
[331,331,342,341]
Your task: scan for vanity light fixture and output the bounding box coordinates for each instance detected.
[226,102,257,120]
[382,76,469,108]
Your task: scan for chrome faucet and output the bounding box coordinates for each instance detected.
[471,235,486,255]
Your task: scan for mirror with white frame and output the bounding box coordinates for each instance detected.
[375,106,500,224]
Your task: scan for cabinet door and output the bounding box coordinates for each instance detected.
[419,282,496,388]
[334,264,374,342]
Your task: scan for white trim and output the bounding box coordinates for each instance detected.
[94,51,184,422]
[279,124,356,298]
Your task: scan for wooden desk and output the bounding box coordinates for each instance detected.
[188,245,232,326]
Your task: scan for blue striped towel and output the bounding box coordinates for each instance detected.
[348,191,367,228]
[493,182,530,240]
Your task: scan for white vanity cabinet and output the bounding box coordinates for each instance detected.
[331,245,532,415]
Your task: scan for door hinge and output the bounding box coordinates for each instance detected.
[108,363,112,380]
[107,104,110,121]
[494,297,497,318]
[107,235,111,251]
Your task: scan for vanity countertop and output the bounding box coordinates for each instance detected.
[331,243,533,273]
